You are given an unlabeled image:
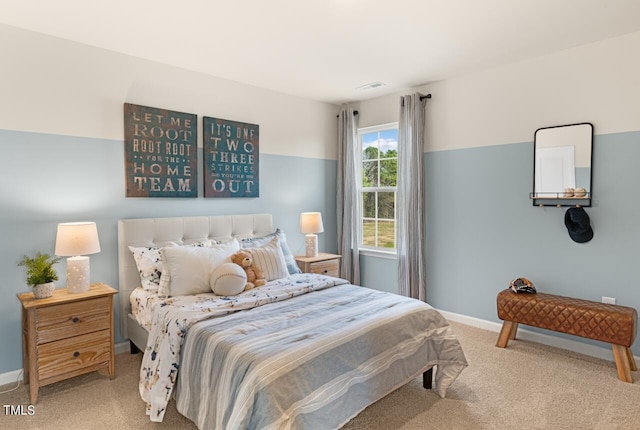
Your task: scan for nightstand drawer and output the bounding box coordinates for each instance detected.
[37,329,111,381]
[308,260,339,277]
[36,297,110,344]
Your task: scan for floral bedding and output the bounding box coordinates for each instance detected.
[130,286,163,330]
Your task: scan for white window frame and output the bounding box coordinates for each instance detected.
[357,122,398,259]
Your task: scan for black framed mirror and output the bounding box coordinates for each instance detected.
[531,122,593,207]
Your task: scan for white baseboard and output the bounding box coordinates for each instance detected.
[115,341,130,355]
[0,341,134,388]
[439,309,640,363]
[0,369,23,389]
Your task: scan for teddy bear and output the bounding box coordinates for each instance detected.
[230,251,267,290]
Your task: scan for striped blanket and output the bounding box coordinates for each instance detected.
[173,279,467,429]
[140,274,351,421]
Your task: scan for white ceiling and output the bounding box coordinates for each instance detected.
[2,0,640,104]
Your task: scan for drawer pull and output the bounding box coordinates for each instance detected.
[72,317,79,323]
[323,270,328,274]
[73,351,80,358]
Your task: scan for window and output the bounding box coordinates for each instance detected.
[358,123,398,252]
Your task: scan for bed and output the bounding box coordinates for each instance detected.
[118,214,468,429]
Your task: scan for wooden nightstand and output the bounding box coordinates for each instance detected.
[17,283,117,404]
[295,253,342,277]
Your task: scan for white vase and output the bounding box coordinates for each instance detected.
[33,282,55,299]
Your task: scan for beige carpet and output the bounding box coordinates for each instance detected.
[2,321,639,429]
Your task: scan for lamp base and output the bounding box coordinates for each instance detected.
[66,256,90,294]
[305,234,318,258]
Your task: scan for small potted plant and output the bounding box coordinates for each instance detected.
[18,252,62,298]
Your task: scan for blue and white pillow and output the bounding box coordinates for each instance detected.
[242,237,289,281]
[241,228,301,274]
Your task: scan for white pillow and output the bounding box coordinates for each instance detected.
[243,236,289,281]
[161,239,240,297]
[210,263,247,296]
[138,241,213,297]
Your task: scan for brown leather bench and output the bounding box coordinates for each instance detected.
[496,289,638,382]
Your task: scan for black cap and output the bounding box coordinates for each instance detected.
[564,207,594,243]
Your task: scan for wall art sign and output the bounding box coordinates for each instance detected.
[123,104,198,197]
[203,117,259,198]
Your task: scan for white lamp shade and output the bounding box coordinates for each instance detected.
[300,212,324,234]
[55,222,101,256]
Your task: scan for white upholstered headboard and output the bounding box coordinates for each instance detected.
[117,213,273,340]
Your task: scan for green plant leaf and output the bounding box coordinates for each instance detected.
[18,252,62,287]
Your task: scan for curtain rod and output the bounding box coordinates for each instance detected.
[337,93,432,117]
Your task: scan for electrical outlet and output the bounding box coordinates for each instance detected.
[602,296,616,305]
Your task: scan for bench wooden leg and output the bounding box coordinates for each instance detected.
[625,347,637,371]
[496,321,516,348]
[509,322,519,340]
[612,344,633,383]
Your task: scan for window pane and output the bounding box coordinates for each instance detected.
[379,129,397,160]
[362,132,379,160]
[363,144,379,160]
[378,220,395,248]
[378,192,395,219]
[379,158,397,187]
[379,129,398,153]
[362,192,376,218]
[362,160,379,187]
[362,219,376,246]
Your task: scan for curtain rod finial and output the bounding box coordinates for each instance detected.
[336,110,359,118]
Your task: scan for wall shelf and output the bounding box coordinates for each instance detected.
[529,192,591,207]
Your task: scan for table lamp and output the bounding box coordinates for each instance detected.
[300,212,324,257]
[55,222,101,293]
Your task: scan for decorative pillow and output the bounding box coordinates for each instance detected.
[210,263,247,296]
[157,241,211,296]
[160,239,240,297]
[241,228,301,274]
[129,244,177,291]
[242,236,289,281]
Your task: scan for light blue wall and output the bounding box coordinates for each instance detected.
[424,131,640,353]
[0,129,337,374]
[359,255,396,294]
[575,167,591,191]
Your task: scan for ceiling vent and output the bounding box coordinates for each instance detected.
[356,81,386,90]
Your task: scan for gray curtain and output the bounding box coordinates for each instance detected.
[397,94,427,300]
[337,108,360,284]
